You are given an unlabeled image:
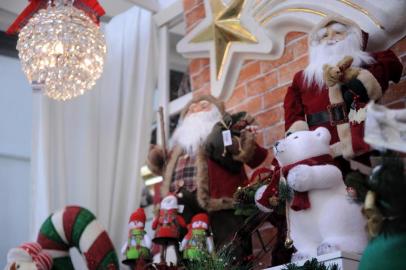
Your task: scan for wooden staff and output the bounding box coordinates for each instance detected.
[158,106,168,163]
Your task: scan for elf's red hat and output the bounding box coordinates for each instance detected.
[129,208,146,224]
[191,213,209,225]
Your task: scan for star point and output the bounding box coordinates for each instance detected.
[191,0,257,79]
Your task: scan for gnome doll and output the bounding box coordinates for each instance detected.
[121,208,152,263]
[5,242,53,270]
[152,194,187,244]
[180,213,214,260]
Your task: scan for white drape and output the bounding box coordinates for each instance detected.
[30,5,157,257]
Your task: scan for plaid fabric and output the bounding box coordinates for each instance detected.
[171,154,197,192]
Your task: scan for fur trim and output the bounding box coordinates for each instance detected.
[147,145,165,176]
[287,120,309,134]
[196,147,235,211]
[161,146,183,196]
[180,95,225,120]
[357,69,382,100]
[232,130,256,163]
[336,123,354,159]
[309,15,363,48]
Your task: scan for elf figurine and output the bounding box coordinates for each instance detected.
[122,208,152,264]
[180,213,214,260]
[152,194,187,244]
[152,194,187,267]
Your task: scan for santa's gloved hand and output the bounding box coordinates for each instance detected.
[323,64,342,87]
[336,56,361,83]
[341,80,369,110]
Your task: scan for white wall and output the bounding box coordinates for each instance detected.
[0,54,32,267]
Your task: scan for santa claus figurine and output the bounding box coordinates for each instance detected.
[121,208,152,264]
[284,16,403,160]
[148,95,268,247]
[152,194,187,244]
[180,213,214,260]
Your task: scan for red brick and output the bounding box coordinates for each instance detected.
[242,95,263,115]
[256,106,284,128]
[291,37,308,58]
[391,37,406,56]
[193,83,211,97]
[263,123,285,148]
[189,58,210,75]
[260,46,294,74]
[380,79,406,105]
[264,85,288,109]
[279,55,308,85]
[183,0,202,12]
[247,76,267,96]
[387,100,406,109]
[185,3,206,30]
[264,71,278,90]
[191,66,210,90]
[236,61,261,85]
[285,32,306,44]
[225,85,246,108]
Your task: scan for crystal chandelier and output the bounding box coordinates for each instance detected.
[17,1,106,101]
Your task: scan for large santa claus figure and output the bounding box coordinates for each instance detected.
[284,16,403,160]
[148,95,268,247]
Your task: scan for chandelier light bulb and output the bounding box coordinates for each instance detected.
[17,2,107,101]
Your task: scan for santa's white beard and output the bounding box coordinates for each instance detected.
[171,107,222,155]
[304,32,375,88]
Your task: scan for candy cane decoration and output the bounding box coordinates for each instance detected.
[4,206,119,270]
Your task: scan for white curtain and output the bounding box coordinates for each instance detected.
[30,5,157,255]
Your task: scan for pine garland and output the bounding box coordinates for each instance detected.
[184,243,252,270]
[281,258,339,270]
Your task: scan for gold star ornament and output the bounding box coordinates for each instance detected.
[191,0,257,80]
[177,0,272,100]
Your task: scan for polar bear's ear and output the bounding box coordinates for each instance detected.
[314,127,331,144]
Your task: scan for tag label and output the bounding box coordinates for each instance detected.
[222,130,232,146]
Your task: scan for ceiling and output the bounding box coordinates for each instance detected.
[0,0,180,31]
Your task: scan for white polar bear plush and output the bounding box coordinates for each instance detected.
[255,127,367,261]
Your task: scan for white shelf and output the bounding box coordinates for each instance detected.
[265,251,361,270]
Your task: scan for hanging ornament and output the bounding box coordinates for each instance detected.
[8,0,106,101]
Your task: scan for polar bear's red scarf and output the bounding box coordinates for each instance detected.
[258,154,335,211]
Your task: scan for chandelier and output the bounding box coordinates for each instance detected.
[16,1,106,101]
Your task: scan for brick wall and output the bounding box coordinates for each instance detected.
[183,0,406,168]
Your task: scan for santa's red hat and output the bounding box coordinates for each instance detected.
[191,213,209,225]
[129,208,146,224]
[9,242,53,270]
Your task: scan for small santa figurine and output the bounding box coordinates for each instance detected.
[152,194,187,244]
[121,208,152,263]
[180,213,214,260]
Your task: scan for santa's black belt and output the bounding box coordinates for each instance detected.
[306,102,348,127]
